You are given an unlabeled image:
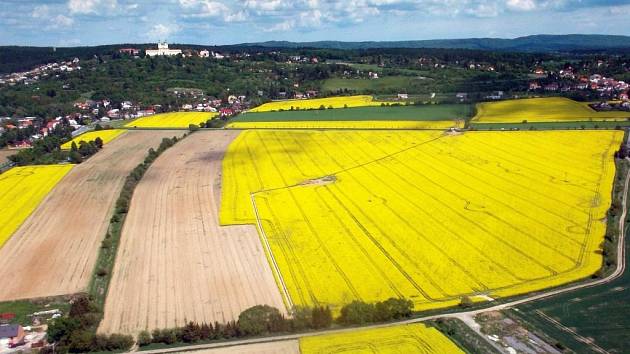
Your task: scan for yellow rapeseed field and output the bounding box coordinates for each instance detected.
[60,129,125,150]
[0,165,73,248]
[221,130,621,312]
[247,95,387,113]
[226,120,460,130]
[300,323,463,354]
[473,97,630,123]
[124,112,217,128]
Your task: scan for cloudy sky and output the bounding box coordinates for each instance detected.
[2,0,630,46]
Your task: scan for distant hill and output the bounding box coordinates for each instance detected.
[243,35,630,52]
[2,34,630,75]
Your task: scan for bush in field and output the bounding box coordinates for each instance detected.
[137,330,152,346]
[311,306,333,329]
[338,301,376,325]
[238,305,284,335]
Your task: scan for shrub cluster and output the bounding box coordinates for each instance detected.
[46,296,134,353]
[68,137,104,163]
[337,297,413,325]
[138,304,333,347]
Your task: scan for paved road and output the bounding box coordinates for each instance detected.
[137,159,630,354]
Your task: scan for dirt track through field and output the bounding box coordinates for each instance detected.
[99,130,285,335]
[0,131,181,301]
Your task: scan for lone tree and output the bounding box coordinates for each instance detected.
[238,305,283,335]
[94,137,104,149]
[311,306,332,329]
[338,301,375,325]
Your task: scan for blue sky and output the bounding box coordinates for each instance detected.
[1,0,630,46]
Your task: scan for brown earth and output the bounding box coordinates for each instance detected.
[0,131,181,301]
[99,130,285,335]
[188,340,300,354]
[0,149,16,164]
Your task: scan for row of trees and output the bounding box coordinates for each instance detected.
[45,296,134,353]
[139,298,413,348]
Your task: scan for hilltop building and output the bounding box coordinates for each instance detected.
[145,42,182,57]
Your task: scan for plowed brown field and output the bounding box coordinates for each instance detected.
[187,341,299,354]
[0,131,181,301]
[99,130,284,335]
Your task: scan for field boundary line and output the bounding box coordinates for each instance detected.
[250,192,294,312]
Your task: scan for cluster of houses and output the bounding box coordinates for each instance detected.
[179,94,255,118]
[529,68,629,101]
[73,99,159,121]
[0,310,61,352]
[0,58,81,87]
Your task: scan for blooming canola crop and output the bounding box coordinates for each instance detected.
[247,95,387,113]
[61,129,125,150]
[0,165,73,248]
[221,130,622,311]
[124,112,217,128]
[299,323,464,354]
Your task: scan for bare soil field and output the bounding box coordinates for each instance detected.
[99,130,285,335]
[0,149,16,164]
[188,341,299,354]
[0,131,181,301]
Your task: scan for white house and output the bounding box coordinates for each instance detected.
[145,42,183,57]
[199,50,210,58]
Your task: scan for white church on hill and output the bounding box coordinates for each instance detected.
[145,41,182,57]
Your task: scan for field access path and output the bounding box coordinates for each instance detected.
[0,131,180,301]
[100,130,285,335]
[138,158,630,354]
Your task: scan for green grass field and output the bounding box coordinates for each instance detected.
[513,159,630,353]
[0,300,70,326]
[321,76,425,93]
[232,104,473,122]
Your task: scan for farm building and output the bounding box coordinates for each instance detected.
[0,324,25,348]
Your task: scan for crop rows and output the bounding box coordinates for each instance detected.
[299,323,463,354]
[221,130,621,311]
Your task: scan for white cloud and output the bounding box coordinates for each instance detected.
[32,5,75,29]
[68,0,100,14]
[32,5,50,18]
[148,23,181,39]
[507,0,537,11]
[466,2,500,17]
[52,15,75,28]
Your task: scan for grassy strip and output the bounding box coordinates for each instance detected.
[88,133,187,310]
[470,120,630,130]
[232,105,472,122]
[0,298,71,326]
[430,318,503,354]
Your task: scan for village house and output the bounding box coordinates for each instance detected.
[544,82,559,91]
[456,92,468,102]
[0,324,25,348]
[145,42,182,57]
[119,48,139,55]
[529,81,541,90]
[397,93,409,100]
[199,50,210,58]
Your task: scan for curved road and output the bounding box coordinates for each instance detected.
[138,159,630,354]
